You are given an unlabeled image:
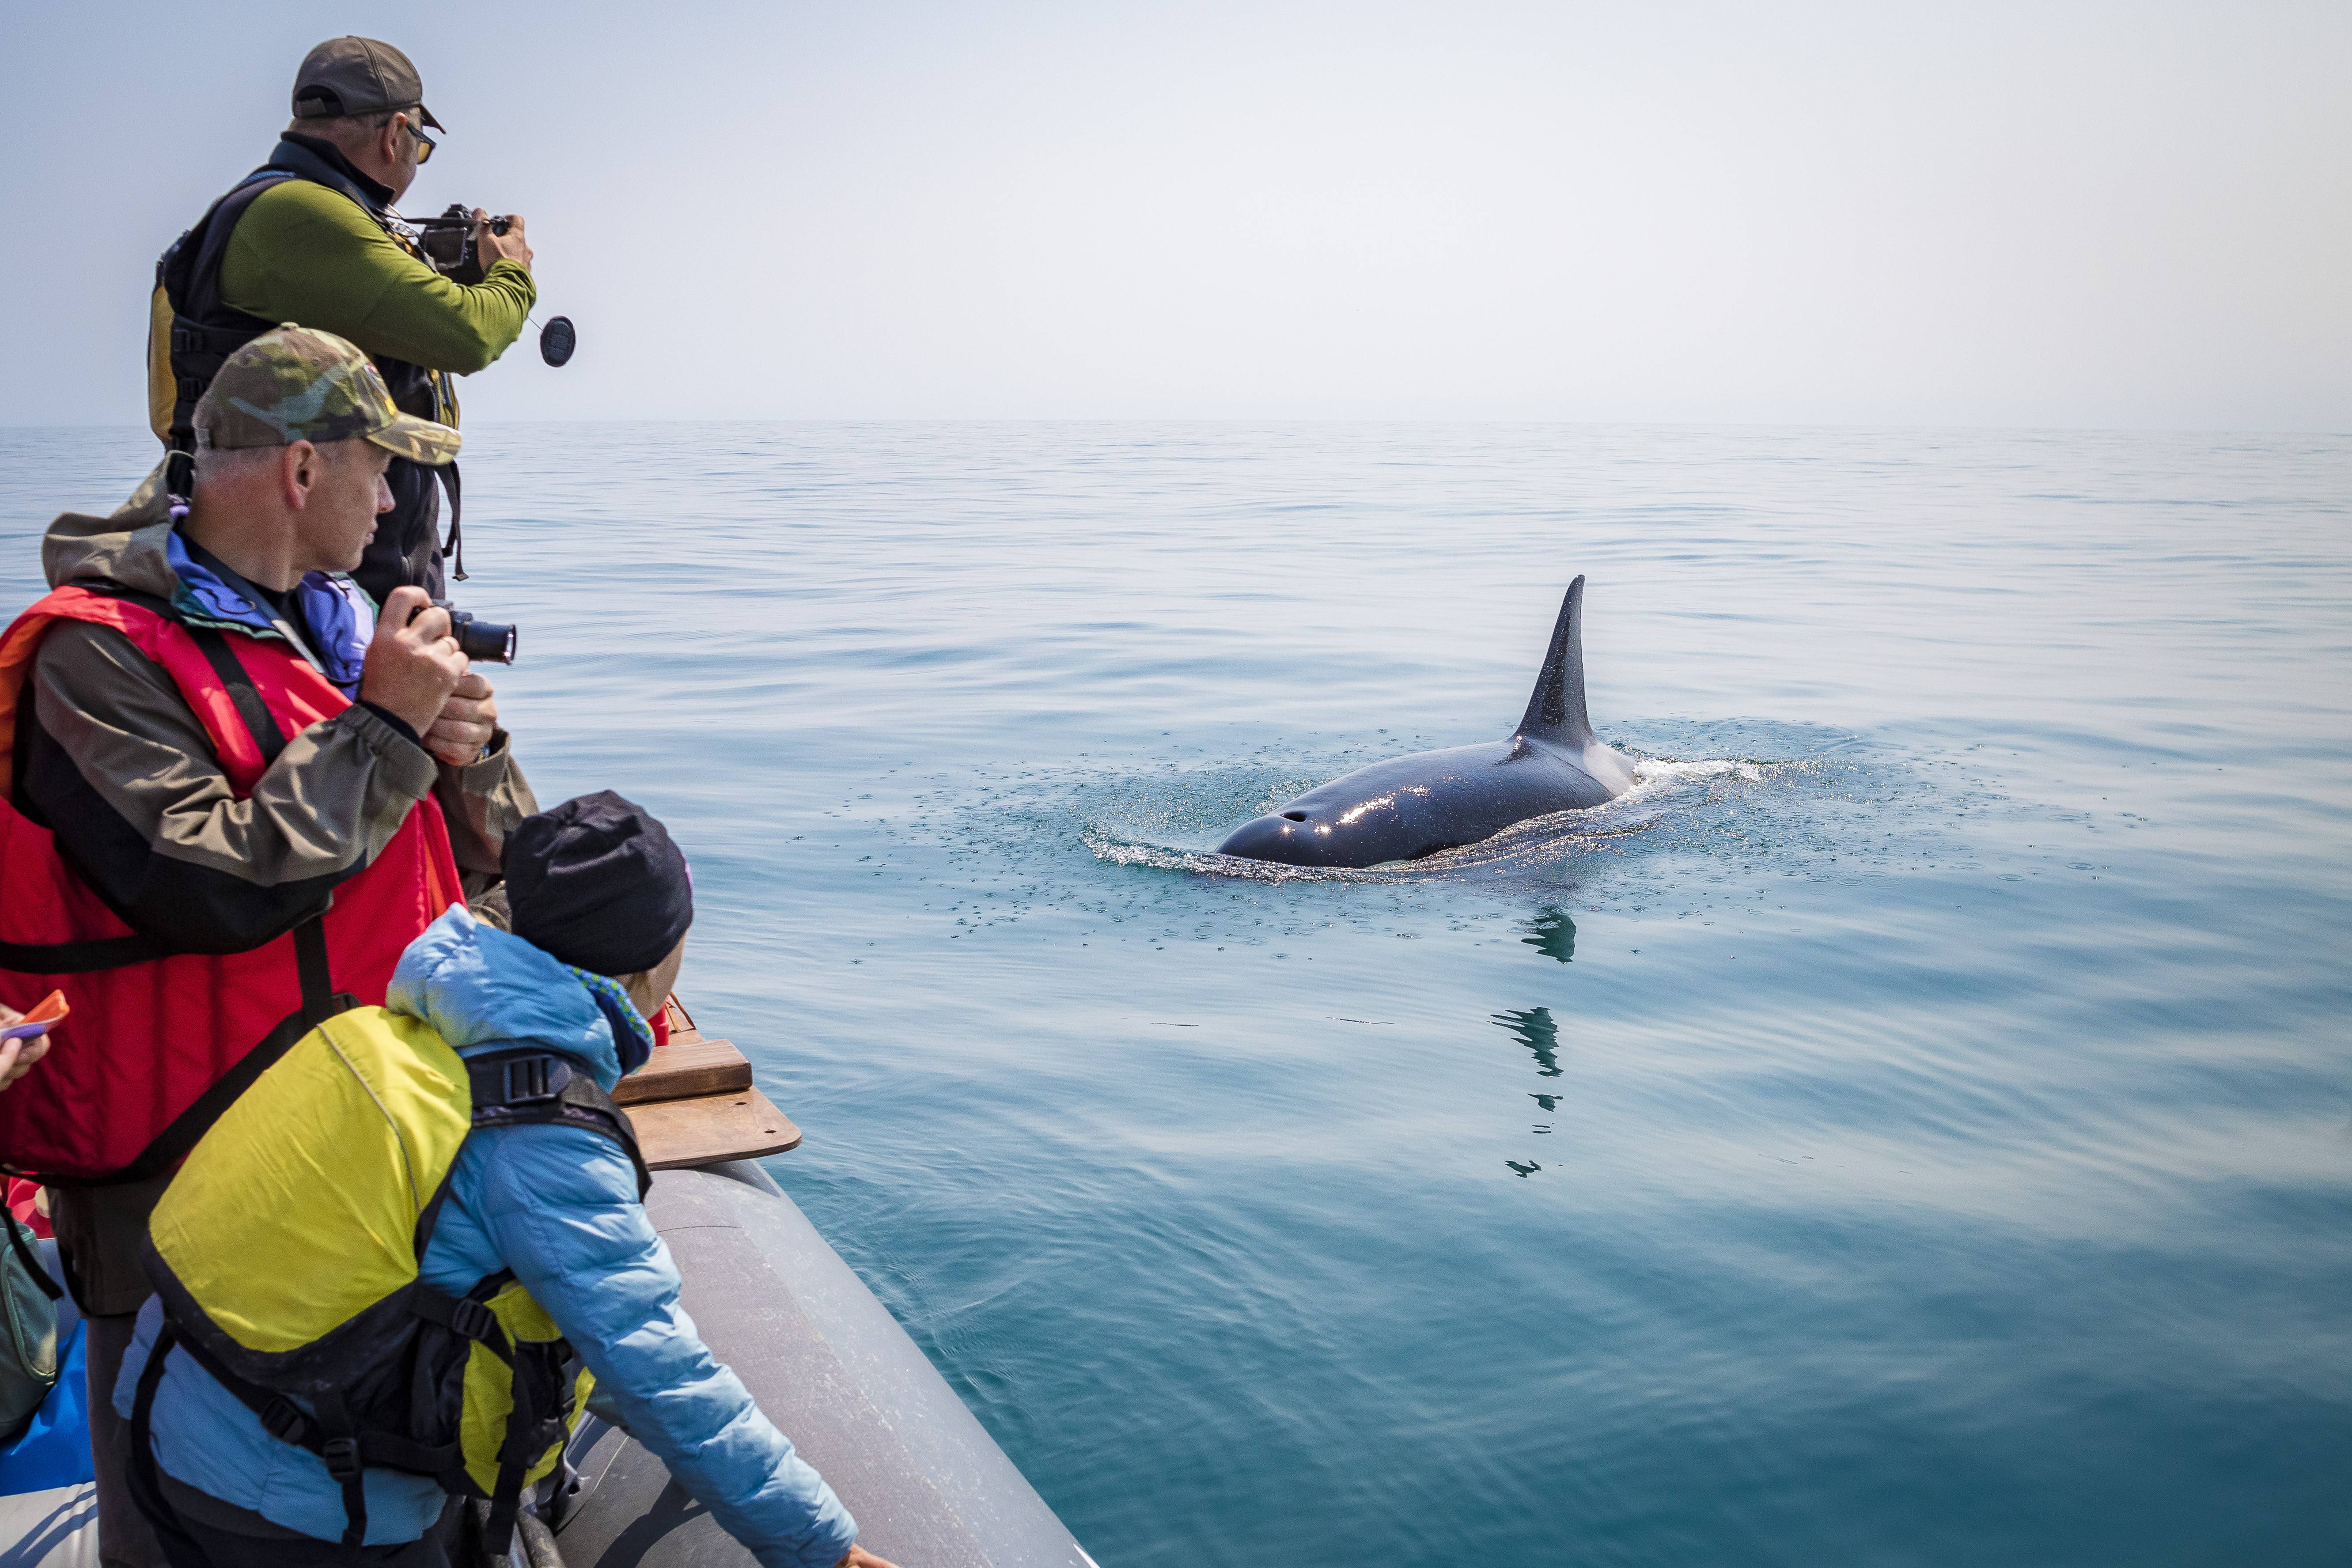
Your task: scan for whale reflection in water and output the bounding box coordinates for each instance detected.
[1219,578,1634,867]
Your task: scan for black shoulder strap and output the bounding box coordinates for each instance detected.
[467,1050,654,1200]
[3,1211,61,1302]
[71,919,348,1189]
[0,585,298,980]
[1,582,348,1184]
[75,580,292,770]
[138,1312,459,1552]
[125,1323,218,1568]
[158,169,300,496]
[185,627,289,766]
[436,461,465,582]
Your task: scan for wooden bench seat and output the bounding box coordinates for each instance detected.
[615,997,803,1169]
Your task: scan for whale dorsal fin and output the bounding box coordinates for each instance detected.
[1514,576,1597,746]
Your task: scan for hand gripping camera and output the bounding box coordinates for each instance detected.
[408,205,576,367]
[412,205,510,284]
[410,599,518,664]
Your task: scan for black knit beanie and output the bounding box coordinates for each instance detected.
[504,792,693,977]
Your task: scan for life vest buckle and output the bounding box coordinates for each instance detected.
[496,1054,569,1106]
[321,1436,363,1480]
[449,1296,499,1344]
[261,1395,313,1447]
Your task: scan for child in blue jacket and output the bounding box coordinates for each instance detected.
[118,792,898,1568]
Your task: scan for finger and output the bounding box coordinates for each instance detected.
[378,585,432,633]
[19,1036,47,1066]
[0,1040,19,1080]
[0,1002,20,1029]
[427,710,489,740]
[439,706,496,735]
[426,734,488,766]
[450,670,493,700]
[432,697,495,728]
[405,607,454,645]
[427,704,494,738]
[426,719,495,754]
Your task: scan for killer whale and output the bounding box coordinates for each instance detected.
[1217,577,1635,867]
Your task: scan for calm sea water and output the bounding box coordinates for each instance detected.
[4,423,2348,1566]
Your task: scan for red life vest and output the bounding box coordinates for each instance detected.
[0,584,463,1185]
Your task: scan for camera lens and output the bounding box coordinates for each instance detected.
[423,603,519,664]
[452,617,518,664]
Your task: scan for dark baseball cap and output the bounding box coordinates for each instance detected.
[290,37,443,130]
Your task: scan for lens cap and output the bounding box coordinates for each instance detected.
[540,316,576,367]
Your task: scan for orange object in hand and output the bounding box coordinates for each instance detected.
[1,991,67,1041]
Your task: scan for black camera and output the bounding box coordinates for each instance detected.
[410,599,518,664]
[406,206,576,367]
[412,205,510,284]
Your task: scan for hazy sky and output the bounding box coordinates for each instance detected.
[4,2,2345,428]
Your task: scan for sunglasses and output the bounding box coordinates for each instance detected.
[404,116,436,165]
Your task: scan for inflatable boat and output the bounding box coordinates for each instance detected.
[0,1007,1098,1568]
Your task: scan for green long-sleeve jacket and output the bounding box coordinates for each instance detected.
[146,173,535,441]
[222,181,535,375]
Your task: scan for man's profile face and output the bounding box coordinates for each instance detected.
[385,111,425,203]
[300,440,395,572]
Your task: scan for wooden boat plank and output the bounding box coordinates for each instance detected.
[626,1086,802,1169]
[614,1037,754,1105]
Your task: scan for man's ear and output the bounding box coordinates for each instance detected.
[280,439,321,510]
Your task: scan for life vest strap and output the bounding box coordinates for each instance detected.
[184,626,291,768]
[3,1210,60,1301]
[410,1285,513,1364]
[40,915,353,1189]
[127,1323,215,1568]
[0,932,168,973]
[161,1304,460,1467]
[129,1321,458,1559]
[0,589,302,984]
[466,1049,653,1201]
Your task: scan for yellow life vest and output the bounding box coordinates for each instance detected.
[131,1005,649,1553]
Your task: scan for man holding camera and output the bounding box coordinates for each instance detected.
[0,327,532,1568]
[150,35,535,606]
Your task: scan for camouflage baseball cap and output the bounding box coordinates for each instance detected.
[194,325,460,466]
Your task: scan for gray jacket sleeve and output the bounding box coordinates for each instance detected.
[474,1128,861,1568]
[437,731,538,892]
[22,620,521,951]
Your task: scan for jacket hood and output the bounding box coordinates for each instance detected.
[45,461,178,598]
[387,906,653,1091]
[44,460,374,694]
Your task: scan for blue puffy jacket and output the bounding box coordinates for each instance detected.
[117,907,860,1568]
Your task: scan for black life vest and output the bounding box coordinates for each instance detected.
[151,137,463,591]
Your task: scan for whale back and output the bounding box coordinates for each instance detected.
[1514,576,1598,746]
